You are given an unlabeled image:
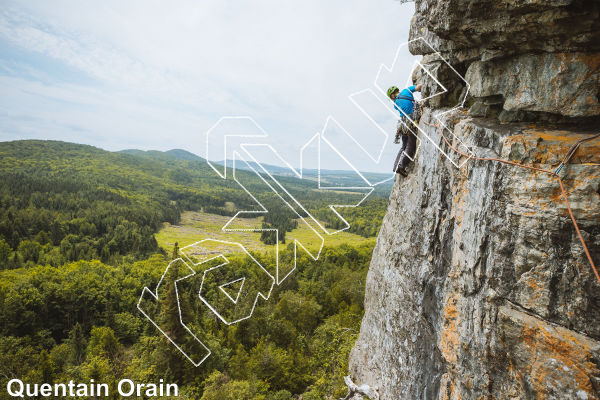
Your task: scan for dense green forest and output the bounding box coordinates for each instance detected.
[0,141,254,268]
[0,245,372,399]
[312,198,388,238]
[0,140,388,399]
[0,141,388,269]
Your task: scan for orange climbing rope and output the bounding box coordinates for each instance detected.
[420,116,600,286]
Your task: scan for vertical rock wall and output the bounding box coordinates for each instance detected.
[349,1,600,399]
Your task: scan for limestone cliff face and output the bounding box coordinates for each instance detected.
[348,1,600,399]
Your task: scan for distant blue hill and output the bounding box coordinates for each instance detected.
[215,160,393,188]
[119,148,204,162]
[118,149,393,192]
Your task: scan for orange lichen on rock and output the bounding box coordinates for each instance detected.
[504,129,600,166]
[438,373,462,400]
[440,294,460,365]
[500,305,600,400]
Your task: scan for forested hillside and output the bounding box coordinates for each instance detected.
[0,141,257,268]
[0,140,386,399]
[0,141,388,270]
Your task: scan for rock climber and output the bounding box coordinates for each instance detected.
[388,83,422,176]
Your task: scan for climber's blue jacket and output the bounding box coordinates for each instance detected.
[394,85,416,117]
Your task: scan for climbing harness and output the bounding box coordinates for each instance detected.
[396,95,416,102]
[394,101,422,144]
[420,118,600,286]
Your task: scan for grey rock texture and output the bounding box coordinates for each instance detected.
[348,1,600,398]
[466,53,600,117]
[409,0,600,119]
[409,0,600,62]
[349,110,600,399]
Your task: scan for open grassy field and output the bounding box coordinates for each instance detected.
[155,210,375,255]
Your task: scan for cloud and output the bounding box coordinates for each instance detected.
[0,0,417,172]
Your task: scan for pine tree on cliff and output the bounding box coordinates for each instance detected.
[67,323,87,365]
[171,241,179,260]
[157,242,187,380]
[38,350,54,383]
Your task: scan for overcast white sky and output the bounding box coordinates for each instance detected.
[0,0,417,173]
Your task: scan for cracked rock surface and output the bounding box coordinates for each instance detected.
[349,109,600,399]
[349,2,600,398]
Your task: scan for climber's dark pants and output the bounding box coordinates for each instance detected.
[393,131,417,172]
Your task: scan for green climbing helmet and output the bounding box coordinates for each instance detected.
[387,86,399,99]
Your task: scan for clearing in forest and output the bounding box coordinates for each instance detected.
[155,210,374,255]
